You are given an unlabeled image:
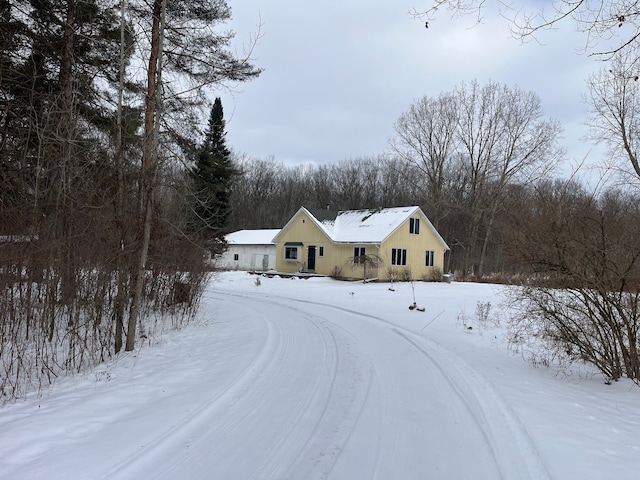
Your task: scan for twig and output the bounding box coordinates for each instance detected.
[421,309,445,331]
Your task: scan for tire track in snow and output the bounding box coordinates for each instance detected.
[223,289,551,480]
[107,292,375,480]
[243,308,344,480]
[219,294,376,480]
[101,298,282,480]
[298,298,551,480]
[215,291,496,478]
[114,285,549,480]
[393,329,551,480]
[161,296,338,480]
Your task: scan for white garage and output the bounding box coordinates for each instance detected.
[218,229,280,271]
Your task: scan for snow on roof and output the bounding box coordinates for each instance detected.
[274,205,447,247]
[226,229,281,245]
[329,206,419,243]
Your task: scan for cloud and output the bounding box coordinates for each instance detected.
[218,0,609,176]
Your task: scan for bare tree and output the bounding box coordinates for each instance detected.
[229,157,284,229]
[391,92,460,228]
[392,80,562,277]
[350,253,383,283]
[504,180,640,381]
[415,0,640,59]
[586,50,640,185]
[461,81,562,276]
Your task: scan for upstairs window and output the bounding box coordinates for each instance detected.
[391,248,407,266]
[353,246,366,264]
[409,218,420,235]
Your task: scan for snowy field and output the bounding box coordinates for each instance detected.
[1,271,639,479]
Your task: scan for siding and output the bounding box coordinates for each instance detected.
[379,213,446,280]
[274,211,332,273]
[219,245,276,271]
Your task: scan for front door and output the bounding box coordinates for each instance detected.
[262,254,269,271]
[307,246,316,271]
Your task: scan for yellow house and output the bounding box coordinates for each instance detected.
[272,206,450,281]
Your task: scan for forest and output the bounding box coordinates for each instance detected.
[0,0,260,400]
[2,0,640,402]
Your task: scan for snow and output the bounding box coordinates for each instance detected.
[226,229,281,245]
[330,206,418,243]
[1,272,639,479]
[295,205,448,247]
[307,205,424,244]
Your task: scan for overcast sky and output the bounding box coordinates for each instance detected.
[216,0,608,177]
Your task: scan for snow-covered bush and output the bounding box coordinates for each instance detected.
[505,285,640,382]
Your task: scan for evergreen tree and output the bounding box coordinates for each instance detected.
[189,97,236,256]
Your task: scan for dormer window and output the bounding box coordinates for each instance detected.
[409,218,420,235]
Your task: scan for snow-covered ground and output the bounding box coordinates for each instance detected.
[1,272,639,479]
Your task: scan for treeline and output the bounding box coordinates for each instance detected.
[229,156,420,230]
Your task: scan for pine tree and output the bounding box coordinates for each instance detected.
[189,97,236,256]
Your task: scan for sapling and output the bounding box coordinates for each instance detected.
[408,280,425,311]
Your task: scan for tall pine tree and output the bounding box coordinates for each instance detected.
[189,97,236,256]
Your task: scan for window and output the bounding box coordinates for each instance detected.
[318,246,324,257]
[409,218,420,235]
[391,248,407,266]
[285,246,298,260]
[233,254,239,261]
[425,250,435,267]
[353,246,366,264]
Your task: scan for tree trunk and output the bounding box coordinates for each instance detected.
[125,0,165,351]
[114,0,127,353]
[58,0,77,305]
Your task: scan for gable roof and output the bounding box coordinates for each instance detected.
[226,229,280,245]
[274,206,449,249]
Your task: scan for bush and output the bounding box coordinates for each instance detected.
[330,265,343,279]
[505,285,640,382]
[421,267,443,282]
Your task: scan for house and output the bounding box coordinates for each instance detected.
[218,229,280,271]
[272,206,449,281]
